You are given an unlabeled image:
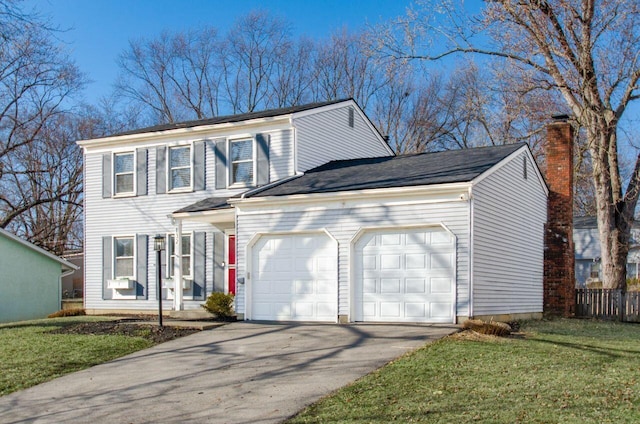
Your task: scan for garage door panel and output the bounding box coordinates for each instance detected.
[406,278,426,294]
[381,279,401,293]
[380,302,401,317]
[431,277,452,293]
[251,233,337,322]
[431,302,452,318]
[354,227,455,323]
[405,303,427,318]
[294,280,313,294]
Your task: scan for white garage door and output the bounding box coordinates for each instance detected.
[250,233,338,321]
[354,227,455,323]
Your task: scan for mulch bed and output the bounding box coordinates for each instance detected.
[49,320,201,344]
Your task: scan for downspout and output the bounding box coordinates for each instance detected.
[174,218,184,311]
[468,185,474,319]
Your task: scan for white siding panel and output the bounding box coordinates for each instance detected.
[294,106,391,172]
[269,129,294,181]
[472,152,547,316]
[236,200,470,319]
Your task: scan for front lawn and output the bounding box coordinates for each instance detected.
[289,319,640,423]
[0,316,186,396]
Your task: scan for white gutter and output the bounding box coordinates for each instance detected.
[229,182,472,207]
[76,116,292,148]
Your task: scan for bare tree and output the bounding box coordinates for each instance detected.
[0,5,84,253]
[379,0,640,290]
[221,10,292,113]
[116,27,222,124]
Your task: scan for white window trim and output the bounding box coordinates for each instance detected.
[112,150,136,197]
[167,144,194,193]
[166,232,193,279]
[228,136,256,188]
[113,235,136,280]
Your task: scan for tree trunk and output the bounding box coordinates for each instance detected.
[591,126,633,291]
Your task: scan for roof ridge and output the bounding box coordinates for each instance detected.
[110,98,353,138]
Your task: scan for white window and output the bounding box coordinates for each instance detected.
[114,237,135,278]
[167,233,192,278]
[590,262,600,279]
[169,145,192,190]
[114,152,135,195]
[230,138,254,185]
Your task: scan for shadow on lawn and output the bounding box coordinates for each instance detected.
[529,336,640,358]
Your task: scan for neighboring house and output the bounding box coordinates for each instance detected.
[0,228,78,323]
[78,98,548,323]
[573,216,640,287]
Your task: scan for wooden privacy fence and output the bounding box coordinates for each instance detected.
[575,289,640,322]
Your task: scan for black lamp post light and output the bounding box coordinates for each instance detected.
[154,234,166,327]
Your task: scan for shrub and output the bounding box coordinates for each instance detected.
[202,292,235,318]
[48,309,86,318]
[462,319,511,337]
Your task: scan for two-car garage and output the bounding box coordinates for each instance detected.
[248,227,456,323]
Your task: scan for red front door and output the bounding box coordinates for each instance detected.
[228,235,236,295]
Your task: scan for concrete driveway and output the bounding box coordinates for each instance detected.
[0,321,457,424]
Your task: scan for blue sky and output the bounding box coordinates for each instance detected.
[28,0,412,104]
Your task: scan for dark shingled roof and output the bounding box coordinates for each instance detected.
[247,143,528,198]
[174,197,233,214]
[112,99,351,137]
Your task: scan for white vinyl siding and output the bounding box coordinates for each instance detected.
[293,105,391,172]
[235,196,470,320]
[471,151,547,316]
[269,129,293,181]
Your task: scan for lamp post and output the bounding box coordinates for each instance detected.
[154,235,166,327]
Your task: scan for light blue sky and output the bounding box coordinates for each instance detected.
[28,0,412,104]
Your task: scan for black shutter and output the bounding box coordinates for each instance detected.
[102,154,112,198]
[102,236,113,300]
[256,133,270,186]
[136,148,148,196]
[214,139,227,189]
[156,146,166,194]
[193,141,206,191]
[192,232,206,300]
[213,232,225,293]
[136,234,148,299]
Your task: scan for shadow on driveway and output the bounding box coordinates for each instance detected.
[0,322,457,424]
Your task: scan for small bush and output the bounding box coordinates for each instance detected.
[48,309,86,318]
[462,319,511,337]
[202,292,235,318]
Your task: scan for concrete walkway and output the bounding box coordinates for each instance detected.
[0,322,457,424]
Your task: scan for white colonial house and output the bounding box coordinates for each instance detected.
[78,99,548,323]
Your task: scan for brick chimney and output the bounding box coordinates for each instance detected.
[543,116,575,317]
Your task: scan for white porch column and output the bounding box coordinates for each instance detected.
[173,218,184,311]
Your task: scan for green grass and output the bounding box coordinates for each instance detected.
[289,319,640,424]
[0,317,154,396]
